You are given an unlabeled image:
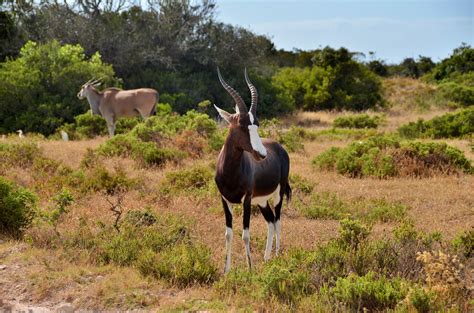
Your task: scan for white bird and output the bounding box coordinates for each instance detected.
[17,130,24,139]
[60,130,69,141]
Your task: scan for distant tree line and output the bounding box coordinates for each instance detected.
[0,0,472,135]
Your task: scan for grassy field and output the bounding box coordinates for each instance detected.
[0,78,473,311]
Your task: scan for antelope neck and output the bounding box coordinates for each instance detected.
[87,87,102,115]
[220,128,245,175]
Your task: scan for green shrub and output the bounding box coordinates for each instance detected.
[364,199,408,223]
[138,242,217,287]
[296,191,408,223]
[96,110,220,166]
[98,134,186,167]
[59,112,142,139]
[84,166,136,195]
[0,141,42,169]
[40,188,74,234]
[216,249,316,304]
[398,108,474,139]
[312,240,349,284]
[272,47,384,111]
[338,218,371,249]
[289,174,314,195]
[322,272,409,311]
[257,250,315,303]
[333,114,384,129]
[438,82,474,106]
[406,286,435,313]
[0,176,37,237]
[59,112,107,139]
[313,136,473,177]
[260,120,306,152]
[452,229,473,258]
[95,211,190,267]
[160,164,214,195]
[296,192,349,220]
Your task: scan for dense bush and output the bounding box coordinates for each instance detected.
[428,44,474,81]
[272,47,384,111]
[437,80,474,107]
[138,242,218,287]
[0,41,117,135]
[322,272,409,311]
[0,141,42,170]
[333,114,384,129]
[216,249,316,304]
[452,229,473,258]
[160,164,214,196]
[398,108,474,139]
[58,105,172,140]
[214,218,469,310]
[0,176,37,237]
[98,110,223,167]
[98,134,186,167]
[57,209,217,286]
[313,136,473,177]
[260,119,307,152]
[423,45,474,107]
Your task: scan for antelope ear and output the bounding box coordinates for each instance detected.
[214,105,232,124]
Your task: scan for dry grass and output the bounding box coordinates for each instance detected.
[1,81,473,310]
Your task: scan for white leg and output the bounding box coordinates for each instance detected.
[264,222,274,261]
[275,219,281,256]
[224,226,233,273]
[242,228,251,268]
[106,119,115,137]
[223,199,233,273]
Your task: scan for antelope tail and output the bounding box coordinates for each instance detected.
[151,92,159,116]
[285,183,292,204]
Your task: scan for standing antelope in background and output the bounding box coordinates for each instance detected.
[77,79,158,136]
[214,68,291,273]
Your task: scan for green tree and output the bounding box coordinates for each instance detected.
[0,40,116,134]
[272,47,383,111]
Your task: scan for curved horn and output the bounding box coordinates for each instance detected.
[217,67,247,113]
[90,78,101,86]
[244,68,258,117]
[91,78,102,86]
[83,78,94,86]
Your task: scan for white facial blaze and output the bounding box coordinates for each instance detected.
[248,112,267,157]
[248,125,266,157]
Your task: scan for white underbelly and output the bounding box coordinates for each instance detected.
[251,184,281,207]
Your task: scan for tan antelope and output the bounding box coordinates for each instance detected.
[77,79,159,136]
[214,68,291,273]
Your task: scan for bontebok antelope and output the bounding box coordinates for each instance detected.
[214,68,291,273]
[77,79,158,136]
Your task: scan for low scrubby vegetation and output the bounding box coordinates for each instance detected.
[97,110,224,167]
[0,176,37,237]
[313,135,473,177]
[27,208,217,287]
[333,114,384,129]
[294,192,408,223]
[216,219,471,311]
[58,111,142,139]
[398,108,474,139]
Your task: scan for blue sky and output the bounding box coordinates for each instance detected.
[215,0,473,63]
